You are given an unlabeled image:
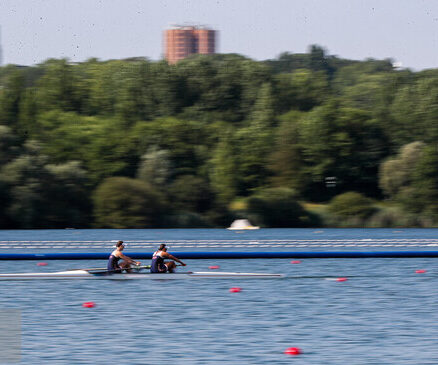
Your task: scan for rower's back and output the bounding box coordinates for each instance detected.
[150,244,168,273]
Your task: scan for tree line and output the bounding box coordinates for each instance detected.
[1,45,437,228]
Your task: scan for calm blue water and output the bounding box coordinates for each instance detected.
[0,229,437,364]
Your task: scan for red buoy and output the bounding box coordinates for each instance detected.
[82,302,96,308]
[290,260,301,264]
[415,269,426,274]
[284,347,301,356]
[37,262,48,266]
[209,265,220,269]
[229,287,241,293]
[336,277,348,282]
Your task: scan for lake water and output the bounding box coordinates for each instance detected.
[0,229,437,364]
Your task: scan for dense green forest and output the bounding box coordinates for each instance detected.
[1,45,438,228]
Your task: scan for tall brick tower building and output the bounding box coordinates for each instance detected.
[164,25,216,64]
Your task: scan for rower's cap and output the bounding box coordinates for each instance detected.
[159,243,167,250]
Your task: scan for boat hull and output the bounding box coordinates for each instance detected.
[0,270,284,280]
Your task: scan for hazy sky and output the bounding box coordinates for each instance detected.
[0,0,437,70]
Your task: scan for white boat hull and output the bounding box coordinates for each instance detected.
[0,270,284,280]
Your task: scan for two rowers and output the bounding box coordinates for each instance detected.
[108,241,185,274]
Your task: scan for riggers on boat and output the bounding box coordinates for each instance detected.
[0,269,284,280]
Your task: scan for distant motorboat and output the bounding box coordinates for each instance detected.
[227,219,260,230]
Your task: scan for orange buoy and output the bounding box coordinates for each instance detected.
[290,260,301,264]
[209,265,220,269]
[37,262,48,266]
[284,347,301,355]
[415,269,426,274]
[82,302,96,308]
[336,277,348,282]
[229,287,241,293]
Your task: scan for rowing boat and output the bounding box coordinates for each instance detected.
[0,270,284,280]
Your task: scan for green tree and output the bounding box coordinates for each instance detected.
[265,51,310,74]
[43,161,91,227]
[85,59,123,116]
[299,100,388,200]
[249,83,275,125]
[327,192,376,221]
[0,67,26,132]
[209,131,239,203]
[168,174,214,213]
[307,44,333,76]
[35,59,82,113]
[378,142,438,222]
[274,69,329,112]
[149,60,185,117]
[246,188,314,227]
[114,61,156,123]
[404,145,438,219]
[232,84,276,195]
[137,146,172,187]
[26,110,137,184]
[177,55,271,122]
[132,117,209,178]
[17,88,38,139]
[268,111,306,192]
[93,177,167,228]
[0,141,90,228]
[0,125,19,165]
[389,73,438,147]
[0,141,51,228]
[338,73,393,111]
[379,141,425,198]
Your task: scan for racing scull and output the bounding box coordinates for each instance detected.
[0,269,284,280]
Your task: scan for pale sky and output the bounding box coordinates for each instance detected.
[0,0,437,70]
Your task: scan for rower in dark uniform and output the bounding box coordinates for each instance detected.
[107,241,140,273]
[150,244,186,273]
